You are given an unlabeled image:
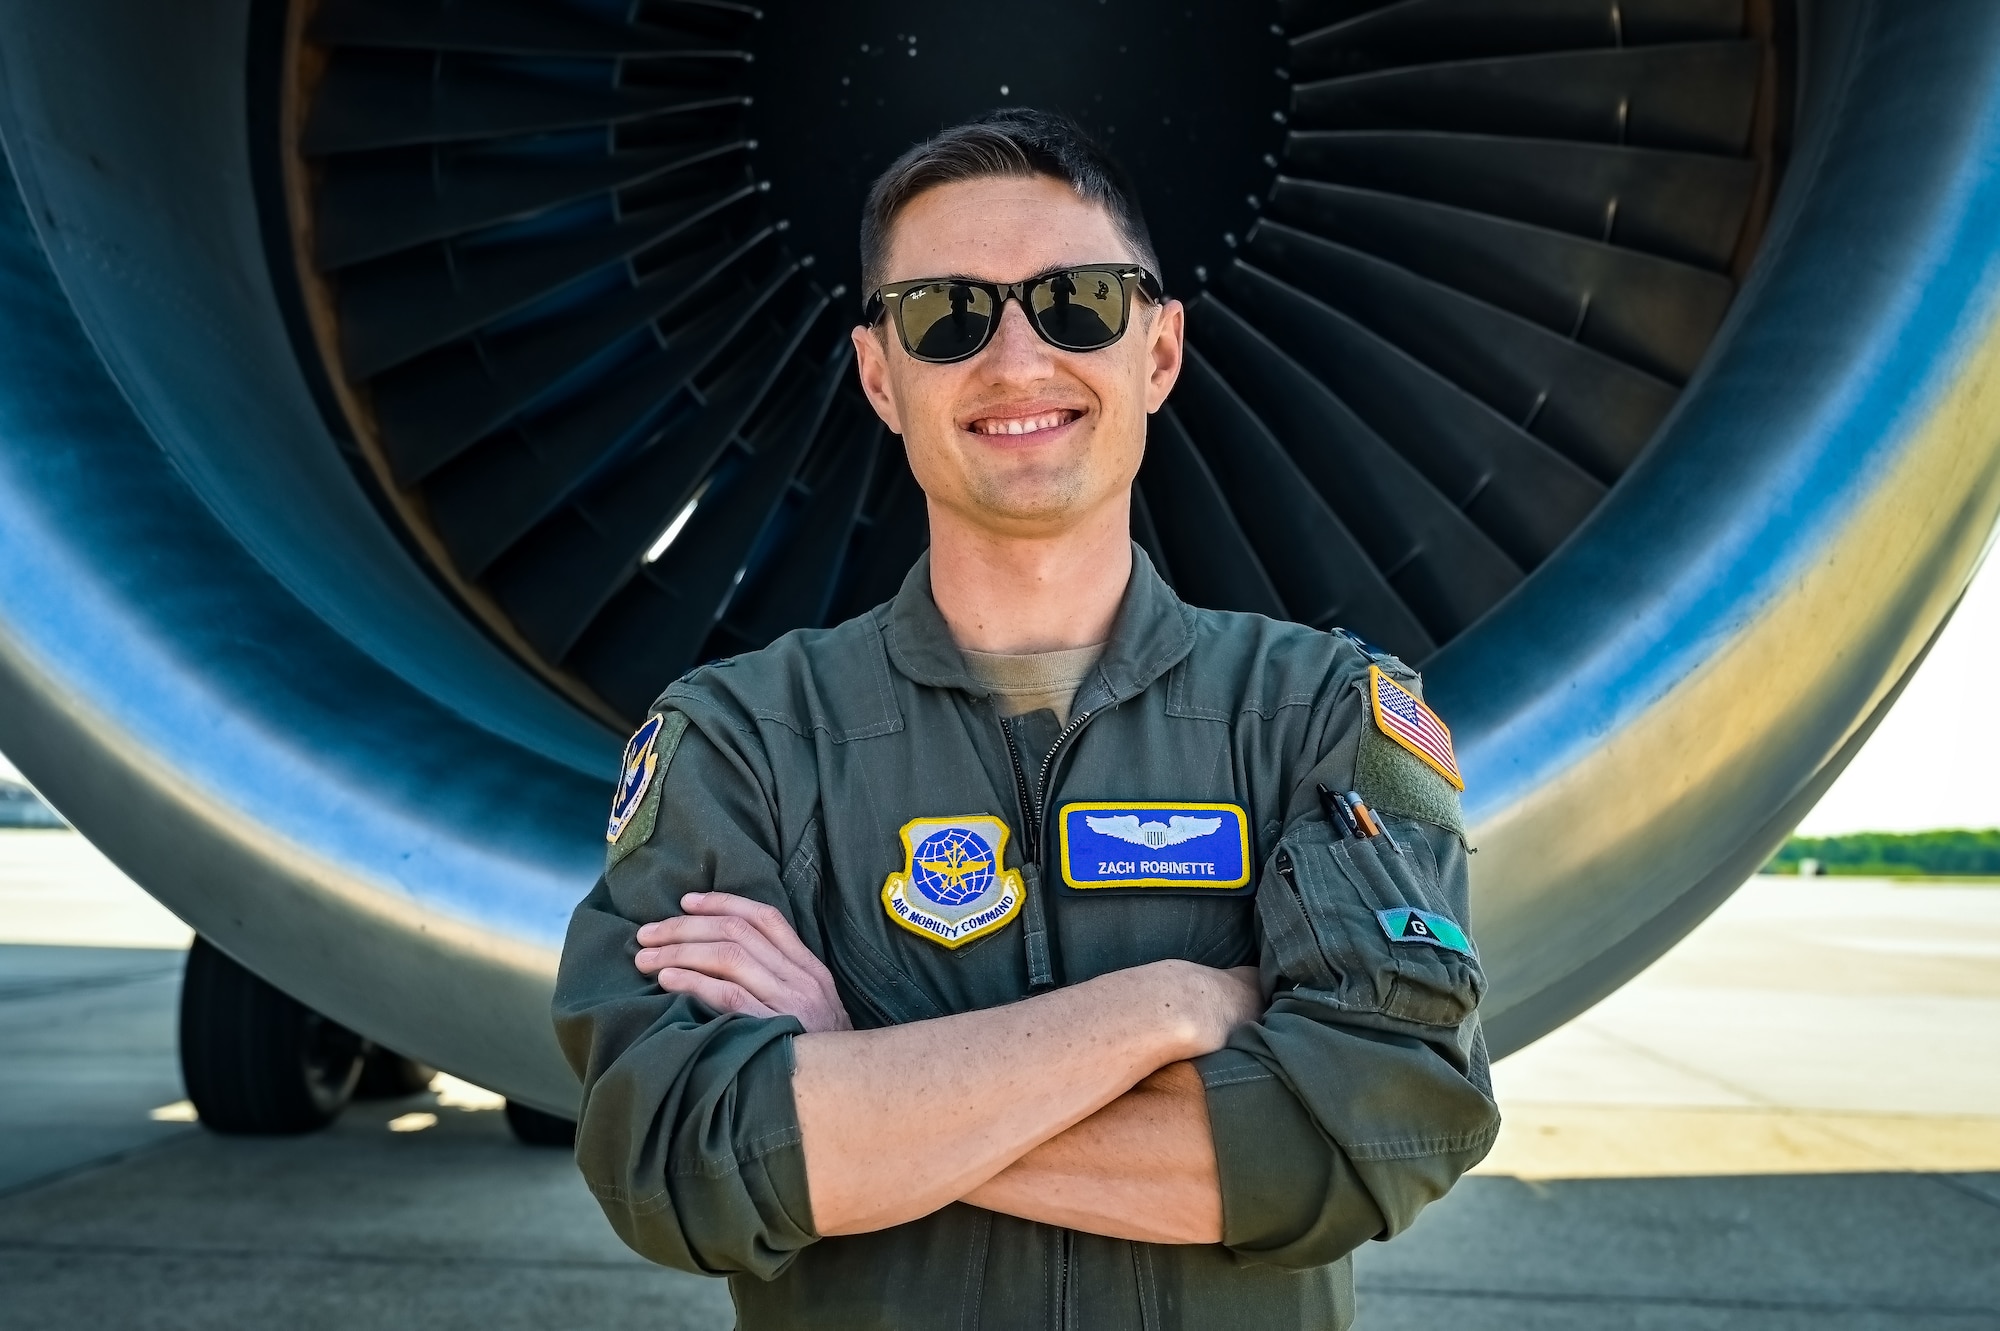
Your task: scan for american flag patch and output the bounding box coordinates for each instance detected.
[1369,666,1463,791]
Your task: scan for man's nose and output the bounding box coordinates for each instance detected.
[980,297,1055,378]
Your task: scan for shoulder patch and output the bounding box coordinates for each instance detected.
[1377,907,1475,957]
[1367,665,1463,790]
[606,711,688,870]
[1355,668,1465,837]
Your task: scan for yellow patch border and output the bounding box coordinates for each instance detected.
[881,815,1025,949]
[1056,801,1253,890]
[1368,665,1464,791]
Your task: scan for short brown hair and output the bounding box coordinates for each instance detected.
[858,108,1162,302]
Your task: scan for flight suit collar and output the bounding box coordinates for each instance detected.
[883,543,1196,709]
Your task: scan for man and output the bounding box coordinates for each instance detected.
[554,109,1497,1330]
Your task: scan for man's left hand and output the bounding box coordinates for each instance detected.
[634,892,852,1033]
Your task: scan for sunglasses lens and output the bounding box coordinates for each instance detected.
[1029,270,1125,350]
[898,281,996,361]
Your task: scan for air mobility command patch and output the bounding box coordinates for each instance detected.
[1377,907,1476,958]
[605,711,688,870]
[1368,665,1464,791]
[1057,802,1251,891]
[881,816,1025,949]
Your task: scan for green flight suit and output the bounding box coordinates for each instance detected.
[554,548,1499,1330]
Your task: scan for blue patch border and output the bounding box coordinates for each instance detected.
[1057,801,1252,891]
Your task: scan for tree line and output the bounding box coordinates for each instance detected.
[1765,829,2000,877]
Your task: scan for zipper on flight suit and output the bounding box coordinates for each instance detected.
[1000,714,1056,988]
[996,706,1096,1330]
[1002,716,1038,859]
[1000,709,1092,991]
[1057,1227,1073,1330]
[1275,846,1338,978]
[1000,707,1095,861]
[1044,713,1091,1331]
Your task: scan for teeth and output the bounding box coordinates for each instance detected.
[973,411,1072,436]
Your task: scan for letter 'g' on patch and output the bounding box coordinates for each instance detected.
[1058,802,1250,890]
[881,816,1025,949]
[1376,907,1476,957]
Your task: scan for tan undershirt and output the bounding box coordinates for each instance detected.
[959,643,1107,726]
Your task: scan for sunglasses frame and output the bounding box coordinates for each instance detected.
[863,264,1165,364]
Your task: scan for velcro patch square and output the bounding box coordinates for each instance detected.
[1369,665,1463,791]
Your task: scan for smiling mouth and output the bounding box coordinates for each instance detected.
[967,409,1082,437]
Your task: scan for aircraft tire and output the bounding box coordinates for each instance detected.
[178,936,364,1135]
[504,1100,577,1150]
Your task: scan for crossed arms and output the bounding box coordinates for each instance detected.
[556,709,1499,1277]
[633,891,1263,1242]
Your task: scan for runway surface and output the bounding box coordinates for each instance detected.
[1,830,1995,1328]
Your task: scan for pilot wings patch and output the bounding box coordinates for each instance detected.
[1060,802,1250,891]
[1084,814,1224,849]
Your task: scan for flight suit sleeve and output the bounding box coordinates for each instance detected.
[551,702,818,1279]
[1196,681,1500,1270]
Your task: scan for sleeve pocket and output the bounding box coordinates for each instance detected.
[1259,822,1485,1030]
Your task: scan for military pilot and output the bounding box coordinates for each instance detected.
[554,108,1499,1330]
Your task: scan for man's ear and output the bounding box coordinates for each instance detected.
[850,323,905,436]
[1143,298,1186,414]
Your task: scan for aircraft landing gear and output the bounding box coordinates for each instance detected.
[504,1099,577,1149]
[180,936,566,1144]
[355,1045,436,1100]
[178,936,363,1134]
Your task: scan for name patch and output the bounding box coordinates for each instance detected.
[882,815,1025,949]
[1376,907,1475,957]
[1058,802,1251,890]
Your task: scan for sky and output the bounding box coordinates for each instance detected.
[1793,552,2000,835]
[2,560,1995,835]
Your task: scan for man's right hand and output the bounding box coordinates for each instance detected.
[636,888,1257,1056]
[635,892,852,1034]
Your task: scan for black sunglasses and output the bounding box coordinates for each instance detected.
[863,265,1164,364]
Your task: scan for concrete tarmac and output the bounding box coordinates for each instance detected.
[2,830,1996,1329]
[0,1042,732,1330]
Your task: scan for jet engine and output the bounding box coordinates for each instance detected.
[1,0,1997,1121]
